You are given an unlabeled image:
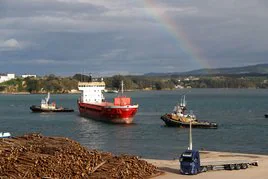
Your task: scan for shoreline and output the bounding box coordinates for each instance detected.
[145,150,268,179]
[0,92,81,95]
[1,88,268,95]
[0,92,31,95]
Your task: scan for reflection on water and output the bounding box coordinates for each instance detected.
[76,117,106,149]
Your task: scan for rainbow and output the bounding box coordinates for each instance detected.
[142,0,211,70]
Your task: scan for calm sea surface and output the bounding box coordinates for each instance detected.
[1,89,268,159]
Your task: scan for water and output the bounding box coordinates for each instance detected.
[0,89,268,159]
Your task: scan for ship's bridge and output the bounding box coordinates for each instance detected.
[78,81,106,103]
[78,81,105,89]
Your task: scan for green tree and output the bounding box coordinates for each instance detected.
[26,79,39,93]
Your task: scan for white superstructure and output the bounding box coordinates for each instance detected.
[0,73,15,83]
[78,81,105,103]
[40,92,56,110]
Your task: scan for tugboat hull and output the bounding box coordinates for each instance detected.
[30,105,74,112]
[265,114,268,118]
[161,114,218,129]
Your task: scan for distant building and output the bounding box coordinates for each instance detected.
[175,85,184,89]
[0,73,15,83]
[183,76,200,81]
[184,78,190,81]
[21,74,37,78]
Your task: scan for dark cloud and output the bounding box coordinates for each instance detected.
[0,0,267,75]
[0,0,106,18]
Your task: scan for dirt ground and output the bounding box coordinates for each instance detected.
[145,151,268,179]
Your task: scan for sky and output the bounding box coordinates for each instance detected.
[0,0,268,76]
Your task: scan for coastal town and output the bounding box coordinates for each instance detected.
[1,66,268,94]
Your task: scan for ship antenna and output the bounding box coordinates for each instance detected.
[89,73,92,82]
[83,69,85,82]
[180,95,185,107]
[182,95,186,107]
[80,69,82,82]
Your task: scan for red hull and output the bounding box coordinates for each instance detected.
[78,101,138,124]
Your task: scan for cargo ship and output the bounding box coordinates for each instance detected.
[77,78,139,124]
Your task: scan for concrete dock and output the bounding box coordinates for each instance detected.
[145,151,268,179]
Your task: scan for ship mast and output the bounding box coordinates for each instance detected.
[180,95,186,107]
[46,92,50,104]
[121,80,124,96]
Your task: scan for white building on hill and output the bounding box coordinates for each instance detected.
[0,74,15,83]
[21,74,36,78]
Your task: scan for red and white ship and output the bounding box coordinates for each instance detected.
[77,78,139,124]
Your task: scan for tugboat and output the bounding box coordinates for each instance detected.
[160,95,217,129]
[30,93,74,112]
[77,77,139,124]
[265,114,268,118]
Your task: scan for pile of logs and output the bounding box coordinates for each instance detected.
[0,133,163,178]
